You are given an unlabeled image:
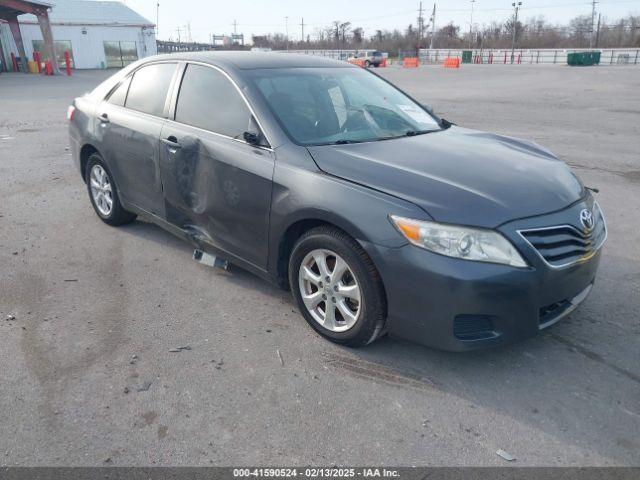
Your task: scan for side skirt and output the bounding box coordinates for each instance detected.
[121,199,279,286]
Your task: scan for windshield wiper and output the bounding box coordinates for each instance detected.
[332,139,362,145]
[404,129,437,137]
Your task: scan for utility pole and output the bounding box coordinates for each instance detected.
[300,18,305,44]
[595,12,601,47]
[417,2,424,54]
[429,3,436,50]
[589,0,598,48]
[156,2,159,38]
[468,0,475,49]
[285,16,289,51]
[176,25,181,44]
[510,2,522,64]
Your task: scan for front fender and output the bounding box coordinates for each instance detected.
[267,157,430,277]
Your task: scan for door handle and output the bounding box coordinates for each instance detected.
[98,113,109,124]
[161,136,181,149]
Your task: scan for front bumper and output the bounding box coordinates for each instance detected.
[364,199,604,351]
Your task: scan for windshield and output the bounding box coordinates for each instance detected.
[247,67,441,146]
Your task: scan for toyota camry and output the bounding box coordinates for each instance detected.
[68,52,606,351]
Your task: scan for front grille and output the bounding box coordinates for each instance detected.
[453,315,497,341]
[520,203,606,268]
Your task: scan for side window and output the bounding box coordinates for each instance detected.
[175,64,252,139]
[106,76,131,106]
[125,63,176,117]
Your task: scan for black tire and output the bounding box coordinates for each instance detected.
[85,153,136,226]
[364,60,371,68]
[289,226,387,347]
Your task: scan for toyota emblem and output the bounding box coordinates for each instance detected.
[580,208,594,231]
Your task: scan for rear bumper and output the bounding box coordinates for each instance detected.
[69,126,82,175]
[365,241,600,351]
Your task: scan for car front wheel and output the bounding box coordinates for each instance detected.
[289,226,386,347]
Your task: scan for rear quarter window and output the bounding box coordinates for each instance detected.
[106,77,131,106]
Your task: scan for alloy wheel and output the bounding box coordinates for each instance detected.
[89,164,113,216]
[298,249,362,332]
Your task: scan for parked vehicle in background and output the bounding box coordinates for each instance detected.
[68,52,605,351]
[349,50,385,67]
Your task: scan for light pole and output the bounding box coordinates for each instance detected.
[589,0,598,48]
[468,0,475,49]
[429,4,436,50]
[510,1,522,64]
[285,16,289,51]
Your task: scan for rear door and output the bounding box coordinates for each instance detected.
[97,62,178,216]
[159,63,275,269]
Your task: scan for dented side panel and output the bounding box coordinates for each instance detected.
[159,121,275,269]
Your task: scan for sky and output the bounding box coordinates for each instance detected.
[120,0,640,43]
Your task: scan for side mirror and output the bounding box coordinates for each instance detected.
[243,131,260,146]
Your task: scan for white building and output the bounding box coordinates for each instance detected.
[0,0,156,70]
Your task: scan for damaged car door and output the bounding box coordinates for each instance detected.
[159,63,275,269]
[97,62,178,216]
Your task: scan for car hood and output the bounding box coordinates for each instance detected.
[306,126,585,228]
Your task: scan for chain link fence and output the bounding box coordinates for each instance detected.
[279,48,640,66]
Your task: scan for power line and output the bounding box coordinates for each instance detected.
[160,0,638,41]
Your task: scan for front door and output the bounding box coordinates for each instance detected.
[159,63,275,269]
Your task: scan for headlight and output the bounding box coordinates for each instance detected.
[390,215,528,268]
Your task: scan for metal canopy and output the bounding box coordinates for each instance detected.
[0,0,59,74]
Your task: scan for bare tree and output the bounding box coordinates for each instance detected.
[253,12,640,53]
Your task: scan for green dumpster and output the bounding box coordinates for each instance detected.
[567,51,601,66]
[587,51,601,65]
[462,50,473,64]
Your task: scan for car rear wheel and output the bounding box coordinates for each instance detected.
[364,60,371,68]
[289,226,386,347]
[85,153,136,226]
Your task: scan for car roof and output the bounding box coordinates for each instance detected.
[141,51,353,70]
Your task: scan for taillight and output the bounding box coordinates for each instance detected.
[67,105,76,121]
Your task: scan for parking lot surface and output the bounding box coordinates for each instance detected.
[1,64,639,466]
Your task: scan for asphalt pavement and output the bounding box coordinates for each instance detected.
[0,64,639,466]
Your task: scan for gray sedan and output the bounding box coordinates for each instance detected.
[68,52,605,351]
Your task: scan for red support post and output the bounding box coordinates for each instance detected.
[503,51,507,64]
[35,52,42,73]
[64,50,71,76]
[11,52,18,71]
